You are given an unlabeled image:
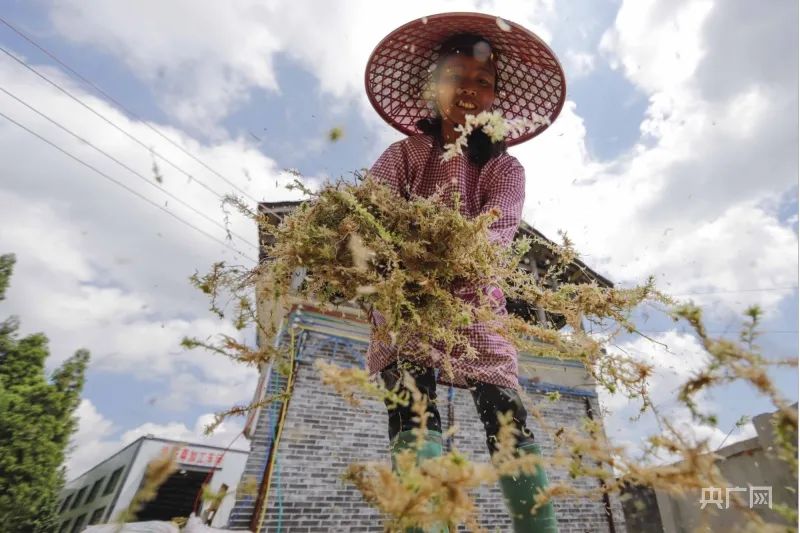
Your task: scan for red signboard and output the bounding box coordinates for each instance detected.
[160,445,224,467]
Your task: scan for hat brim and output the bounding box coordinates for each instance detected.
[364,12,566,147]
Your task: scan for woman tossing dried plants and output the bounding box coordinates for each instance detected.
[184,12,797,532]
[186,170,796,531]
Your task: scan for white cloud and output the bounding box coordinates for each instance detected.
[597,331,759,465]
[47,0,556,133]
[0,52,300,353]
[597,331,710,412]
[631,410,758,467]
[158,367,259,412]
[67,400,119,478]
[66,399,246,480]
[0,56,293,434]
[564,50,596,79]
[599,0,715,93]
[511,104,796,314]
[510,2,797,463]
[507,0,797,321]
[628,201,798,315]
[49,2,282,133]
[118,413,245,450]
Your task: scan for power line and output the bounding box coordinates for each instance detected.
[0,15,269,212]
[0,43,261,206]
[593,326,798,335]
[4,18,789,295]
[0,109,257,263]
[637,329,798,334]
[0,85,258,252]
[669,286,798,297]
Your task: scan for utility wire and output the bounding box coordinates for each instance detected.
[3,20,792,291]
[0,109,257,263]
[0,15,281,216]
[637,329,798,334]
[0,85,257,252]
[669,286,798,297]
[0,16,260,201]
[0,43,261,207]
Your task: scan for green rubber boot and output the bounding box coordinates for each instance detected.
[390,430,449,533]
[498,442,559,532]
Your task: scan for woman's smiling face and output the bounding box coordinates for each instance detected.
[434,52,496,126]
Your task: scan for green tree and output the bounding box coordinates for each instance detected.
[0,254,90,532]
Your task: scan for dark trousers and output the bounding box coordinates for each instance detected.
[381,360,536,455]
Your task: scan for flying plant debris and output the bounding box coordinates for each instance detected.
[150,147,164,184]
[328,126,344,141]
[442,110,549,161]
[207,173,673,395]
[114,448,178,524]
[185,159,797,530]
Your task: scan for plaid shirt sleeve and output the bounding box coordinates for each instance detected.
[368,140,410,199]
[481,156,526,248]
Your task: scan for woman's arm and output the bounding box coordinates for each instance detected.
[364,141,411,320]
[368,140,411,199]
[481,157,526,248]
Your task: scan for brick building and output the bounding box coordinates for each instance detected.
[227,201,627,532]
[620,403,798,532]
[56,436,247,532]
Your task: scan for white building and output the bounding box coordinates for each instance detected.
[56,435,248,533]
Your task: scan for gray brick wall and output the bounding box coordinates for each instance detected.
[230,324,626,533]
[227,349,289,530]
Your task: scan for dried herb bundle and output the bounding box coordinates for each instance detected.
[184,174,797,532]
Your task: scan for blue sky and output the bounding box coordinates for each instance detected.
[0,0,796,478]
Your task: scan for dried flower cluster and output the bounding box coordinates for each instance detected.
[184,171,797,532]
[442,110,550,161]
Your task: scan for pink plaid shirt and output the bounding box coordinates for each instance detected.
[366,134,526,390]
